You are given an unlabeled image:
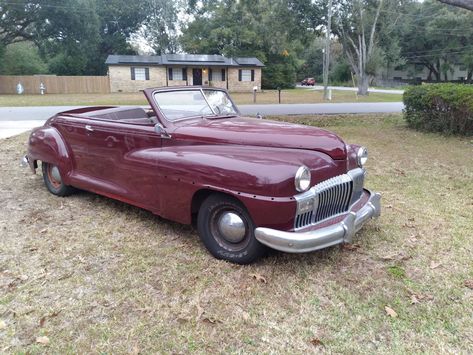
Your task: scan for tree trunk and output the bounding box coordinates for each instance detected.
[467,69,472,83]
[357,74,369,95]
[435,60,441,81]
[427,69,433,81]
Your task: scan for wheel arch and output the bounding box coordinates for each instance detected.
[190,188,246,224]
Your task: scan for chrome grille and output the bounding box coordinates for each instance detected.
[294,168,365,230]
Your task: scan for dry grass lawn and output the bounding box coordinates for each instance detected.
[0,89,402,107]
[0,114,472,353]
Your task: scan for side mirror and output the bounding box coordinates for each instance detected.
[154,123,171,139]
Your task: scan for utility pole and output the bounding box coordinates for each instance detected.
[323,0,333,100]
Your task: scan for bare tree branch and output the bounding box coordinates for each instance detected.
[368,0,383,57]
[438,0,473,11]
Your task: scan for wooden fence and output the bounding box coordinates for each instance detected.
[0,75,110,94]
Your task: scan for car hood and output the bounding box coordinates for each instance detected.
[172,116,347,160]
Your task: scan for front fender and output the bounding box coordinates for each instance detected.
[156,144,346,198]
[129,144,346,227]
[27,126,72,182]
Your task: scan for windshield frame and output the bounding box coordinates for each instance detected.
[151,87,241,124]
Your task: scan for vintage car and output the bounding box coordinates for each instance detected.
[301,77,316,86]
[23,87,381,264]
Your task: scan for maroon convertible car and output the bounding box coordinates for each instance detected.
[23,87,381,264]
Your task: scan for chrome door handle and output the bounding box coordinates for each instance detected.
[85,125,94,132]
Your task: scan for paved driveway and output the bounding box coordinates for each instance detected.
[0,102,404,139]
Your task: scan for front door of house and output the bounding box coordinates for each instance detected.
[193,68,202,85]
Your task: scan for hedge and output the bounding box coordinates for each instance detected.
[403,83,473,135]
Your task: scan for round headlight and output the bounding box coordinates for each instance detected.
[295,165,311,192]
[357,146,368,167]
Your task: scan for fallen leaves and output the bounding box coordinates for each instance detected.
[410,294,420,305]
[380,251,410,261]
[36,336,50,345]
[0,320,6,330]
[430,261,442,269]
[249,273,267,283]
[384,306,398,318]
[464,279,473,289]
[309,338,324,347]
[406,289,434,304]
[341,243,360,251]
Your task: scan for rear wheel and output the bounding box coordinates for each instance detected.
[42,162,74,196]
[197,193,266,264]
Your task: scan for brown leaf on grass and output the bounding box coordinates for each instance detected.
[201,316,221,324]
[464,279,473,289]
[384,306,398,318]
[130,345,140,355]
[58,272,73,281]
[341,243,360,251]
[249,273,267,283]
[36,336,50,345]
[430,261,442,269]
[410,295,420,305]
[39,316,46,328]
[310,338,323,347]
[381,251,410,261]
[39,228,47,234]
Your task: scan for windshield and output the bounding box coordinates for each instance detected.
[153,89,238,121]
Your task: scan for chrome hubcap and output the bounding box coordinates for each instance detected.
[51,166,61,183]
[217,212,246,243]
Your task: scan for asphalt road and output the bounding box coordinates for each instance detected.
[297,84,405,95]
[0,102,404,139]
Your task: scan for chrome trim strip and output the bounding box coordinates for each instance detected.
[255,191,381,253]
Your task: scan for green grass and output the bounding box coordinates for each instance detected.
[0,113,471,353]
[0,89,402,107]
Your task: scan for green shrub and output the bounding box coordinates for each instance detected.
[403,84,473,135]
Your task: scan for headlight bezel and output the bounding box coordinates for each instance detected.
[295,165,311,192]
[357,146,368,167]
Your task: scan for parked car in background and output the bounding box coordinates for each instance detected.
[23,86,381,264]
[301,77,316,86]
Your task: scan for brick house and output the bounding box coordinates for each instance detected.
[105,54,264,93]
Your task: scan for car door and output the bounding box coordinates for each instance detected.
[72,118,163,210]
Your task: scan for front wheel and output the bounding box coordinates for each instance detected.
[42,162,75,197]
[197,194,266,264]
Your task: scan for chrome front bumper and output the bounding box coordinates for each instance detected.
[254,190,381,253]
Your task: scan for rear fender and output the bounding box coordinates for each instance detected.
[27,127,72,182]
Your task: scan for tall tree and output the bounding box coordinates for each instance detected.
[0,0,40,45]
[136,0,184,54]
[180,0,321,89]
[0,41,48,75]
[400,0,473,82]
[334,0,384,95]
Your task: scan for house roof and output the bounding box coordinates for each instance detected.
[105,54,264,67]
[105,55,162,65]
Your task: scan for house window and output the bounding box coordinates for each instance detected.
[459,65,467,71]
[209,68,226,81]
[168,67,187,81]
[239,69,255,82]
[131,67,149,81]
